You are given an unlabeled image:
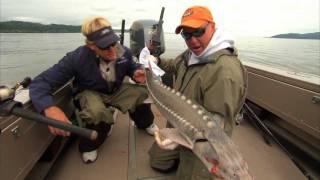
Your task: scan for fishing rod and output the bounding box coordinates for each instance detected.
[0,77,98,140]
[151,7,165,57]
[120,19,125,45]
[243,102,314,180]
[157,7,165,37]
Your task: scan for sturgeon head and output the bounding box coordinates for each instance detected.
[145,68,252,180]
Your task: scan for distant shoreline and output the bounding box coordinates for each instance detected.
[270,32,320,40]
[0,21,128,33]
[0,31,127,33]
[1,21,319,39]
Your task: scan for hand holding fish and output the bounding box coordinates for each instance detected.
[155,131,179,150]
[133,69,146,84]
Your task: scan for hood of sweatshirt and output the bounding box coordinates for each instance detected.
[188,28,235,66]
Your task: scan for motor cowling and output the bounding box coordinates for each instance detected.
[129,20,165,58]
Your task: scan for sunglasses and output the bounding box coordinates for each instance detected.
[181,24,208,40]
[97,42,117,50]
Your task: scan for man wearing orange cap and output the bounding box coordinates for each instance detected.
[148,6,247,179]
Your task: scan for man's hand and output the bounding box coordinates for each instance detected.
[155,131,179,150]
[146,55,158,64]
[44,106,71,136]
[133,69,146,84]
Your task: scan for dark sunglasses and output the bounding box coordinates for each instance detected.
[97,42,117,50]
[181,24,208,40]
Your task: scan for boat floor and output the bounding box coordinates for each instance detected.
[46,105,307,180]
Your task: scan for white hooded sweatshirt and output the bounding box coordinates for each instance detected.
[188,28,235,66]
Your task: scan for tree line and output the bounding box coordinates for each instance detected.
[0,21,81,33]
[0,21,126,33]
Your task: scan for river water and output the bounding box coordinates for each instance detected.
[0,33,319,86]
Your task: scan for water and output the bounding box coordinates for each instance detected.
[236,37,320,77]
[1,33,319,86]
[0,33,84,86]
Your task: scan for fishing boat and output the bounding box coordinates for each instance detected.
[0,9,319,180]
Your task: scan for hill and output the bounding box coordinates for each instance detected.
[0,21,81,33]
[271,32,320,40]
[0,21,128,33]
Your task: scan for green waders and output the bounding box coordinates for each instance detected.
[76,83,153,152]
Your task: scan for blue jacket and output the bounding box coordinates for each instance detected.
[29,45,141,113]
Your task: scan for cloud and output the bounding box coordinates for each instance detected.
[11,16,44,23]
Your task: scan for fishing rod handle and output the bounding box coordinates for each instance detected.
[11,107,98,140]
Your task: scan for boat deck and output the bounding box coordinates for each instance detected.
[45,105,307,180]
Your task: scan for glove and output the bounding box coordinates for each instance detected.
[155,130,179,150]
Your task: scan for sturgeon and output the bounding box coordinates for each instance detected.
[145,68,252,179]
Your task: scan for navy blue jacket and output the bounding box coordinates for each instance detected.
[29,45,141,113]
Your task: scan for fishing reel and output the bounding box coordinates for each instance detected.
[0,77,31,115]
[0,77,31,103]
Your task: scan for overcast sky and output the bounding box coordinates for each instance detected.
[0,0,319,36]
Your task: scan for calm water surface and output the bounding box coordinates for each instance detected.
[0,33,319,86]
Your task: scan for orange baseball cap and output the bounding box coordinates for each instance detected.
[175,6,214,34]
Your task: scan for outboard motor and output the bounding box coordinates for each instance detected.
[129,20,165,58]
[129,7,173,87]
[130,7,165,58]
